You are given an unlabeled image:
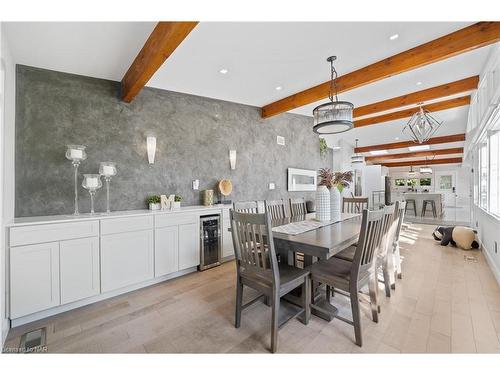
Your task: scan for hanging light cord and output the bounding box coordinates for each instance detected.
[329,58,338,103]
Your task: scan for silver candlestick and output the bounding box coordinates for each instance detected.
[99,162,117,214]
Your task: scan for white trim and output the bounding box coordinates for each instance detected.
[10,266,196,327]
[482,243,500,286]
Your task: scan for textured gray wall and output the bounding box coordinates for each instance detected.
[15,65,332,217]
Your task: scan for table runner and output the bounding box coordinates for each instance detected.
[272,213,360,235]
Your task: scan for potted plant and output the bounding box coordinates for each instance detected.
[147,195,161,211]
[172,195,182,209]
[318,168,353,222]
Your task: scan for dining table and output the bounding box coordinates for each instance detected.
[270,212,362,321]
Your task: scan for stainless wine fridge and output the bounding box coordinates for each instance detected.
[199,214,222,271]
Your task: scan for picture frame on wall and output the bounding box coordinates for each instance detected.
[287,168,317,191]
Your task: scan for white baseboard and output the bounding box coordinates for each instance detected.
[10,267,197,328]
[1,318,9,346]
[482,244,500,286]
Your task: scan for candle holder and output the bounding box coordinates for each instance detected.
[82,174,102,215]
[65,145,87,215]
[99,162,117,214]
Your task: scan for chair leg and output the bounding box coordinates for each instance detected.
[302,277,311,325]
[326,285,331,303]
[350,289,363,347]
[394,243,402,279]
[264,296,271,306]
[385,253,396,293]
[368,274,379,323]
[235,278,243,328]
[413,203,417,217]
[270,292,280,353]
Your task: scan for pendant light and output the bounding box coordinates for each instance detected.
[313,56,354,134]
[419,157,433,174]
[351,139,365,164]
[408,166,416,176]
[403,104,443,144]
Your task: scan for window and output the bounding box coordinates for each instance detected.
[439,175,453,190]
[489,131,500,215]
[394,178,406,187]
[420,178,432,186]
[407,178,417,187]
[479,142,489,209]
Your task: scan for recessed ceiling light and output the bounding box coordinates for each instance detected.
[389,34,399,41]
[395,137,400,140]
[275,86,282,91]
[370,150,388,156]
[408,145,430,151]
[219,68,228,74]
[416,81,423,86]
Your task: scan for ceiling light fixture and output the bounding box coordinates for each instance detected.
[408,166,416,176]
[416,81,423,86]
[313,56,354,134]
[420,157,433,174]
[219,68,228,74]
[389,34,399,40]
[403,104,443,144]
[351,139,365,164]
[408,145,430,152]
[275,86,282,91]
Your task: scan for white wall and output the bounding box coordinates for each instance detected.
[1,22,16,345]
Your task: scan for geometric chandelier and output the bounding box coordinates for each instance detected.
[402,105,443,144]
[313,56,354,135]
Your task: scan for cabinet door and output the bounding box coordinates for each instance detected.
[155,225,179,277]
[60,237,100,305]
[178,223,200,270]
[10,242,60,318]
[101,230,154,293]
[222,219,234,258]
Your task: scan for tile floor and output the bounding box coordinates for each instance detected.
[3,223,500,353]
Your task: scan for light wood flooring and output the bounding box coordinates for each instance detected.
[3,223,500,353]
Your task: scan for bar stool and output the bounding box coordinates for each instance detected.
[404,199,417,216]
[422,199,437,218]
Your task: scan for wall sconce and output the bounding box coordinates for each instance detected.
[147,136,156,164]
[229,150,236,170]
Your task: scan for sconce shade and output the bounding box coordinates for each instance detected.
[147,136,156,164]
[229,150,236,170]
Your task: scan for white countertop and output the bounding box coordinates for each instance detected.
[7,204,232,227]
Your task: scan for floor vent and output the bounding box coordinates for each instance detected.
[19,327,47,353]
[464,255,478,263]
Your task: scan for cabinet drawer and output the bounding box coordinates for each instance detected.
[101,215,153,235]
[10,220,99,247]
[155,213,199,228]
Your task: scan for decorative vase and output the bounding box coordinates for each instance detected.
[331,187,341,222]
[149,203,161,211]
[203,190,214,206]
[315,185,331,221]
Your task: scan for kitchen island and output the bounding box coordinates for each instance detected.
[402,192,445,217]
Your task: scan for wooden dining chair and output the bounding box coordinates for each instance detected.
[342,197,369,214]
[265,199,287,220]
[233,201,259,213]
[230,210,310,353]
[289,197,307,217]
[309,208,385,346]
[391,201,406,283]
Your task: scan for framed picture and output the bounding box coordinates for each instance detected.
[287,168,317,192]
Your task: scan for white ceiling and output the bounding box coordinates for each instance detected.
[3,21,493,163]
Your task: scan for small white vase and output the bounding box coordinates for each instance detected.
[330,187,341,222]
[172,201,181,210]
[316,185,331,221]
[149,203,161,211]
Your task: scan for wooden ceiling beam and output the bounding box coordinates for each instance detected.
[354,95,470,128]
[121,21,198,103]
[366,147,464,163]
[381,157,463,168]
[353,76,478,118]
[355,133,466,153]
[261,22,500,118]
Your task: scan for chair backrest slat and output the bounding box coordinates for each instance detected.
[265,199,286,220]
[289,197,307,217]
[343,197,369,214]
[230,210,280,286]
[234,201,259,213]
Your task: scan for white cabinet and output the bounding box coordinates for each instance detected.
[60,237,100,305]
[155,225,179,277]
[101,229,154,293]
[10,242,60,318]
[222,219,234,258]
[178,223,200,270]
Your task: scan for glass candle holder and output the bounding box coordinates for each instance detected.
[82,174,102,214]
[99,162,117,214]
[65,145,87,215]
